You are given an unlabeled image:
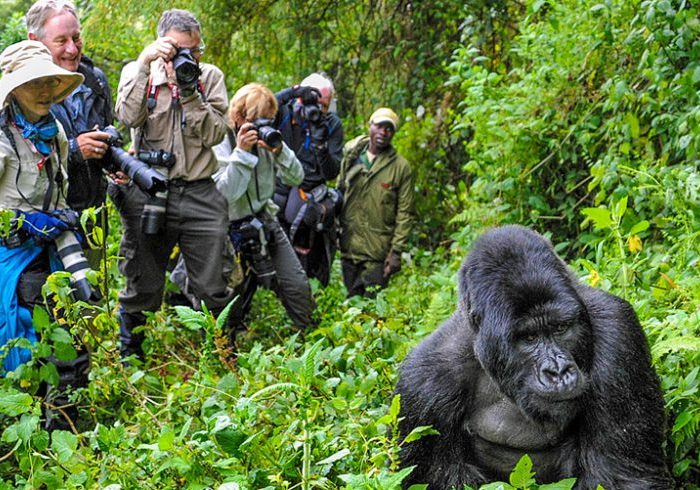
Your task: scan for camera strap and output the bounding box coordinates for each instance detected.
[146,82,159,112]
[0,108,63,212]
[244,166,260,216]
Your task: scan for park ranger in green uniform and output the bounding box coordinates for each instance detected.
[338,107,415,297]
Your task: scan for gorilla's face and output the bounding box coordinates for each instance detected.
[461,228,594,429]
[474,290,592,428]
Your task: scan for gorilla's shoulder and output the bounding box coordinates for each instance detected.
[397,313,480,409]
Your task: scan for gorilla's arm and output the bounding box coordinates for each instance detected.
[576,287,673,489]
[396,313,488,488]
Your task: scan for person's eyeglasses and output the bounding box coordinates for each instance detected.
[190,44,206,55]
[24,77,61,90]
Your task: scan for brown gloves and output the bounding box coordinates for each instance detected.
[383,250,401,278]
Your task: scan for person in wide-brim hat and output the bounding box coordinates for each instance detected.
[0,40,83,110]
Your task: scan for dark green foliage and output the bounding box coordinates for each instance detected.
[0,0,698,487]
[448,0,699,484]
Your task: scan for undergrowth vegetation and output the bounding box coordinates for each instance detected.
[0,0,698,488]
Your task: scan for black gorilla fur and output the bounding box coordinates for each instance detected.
[395,225,672,489]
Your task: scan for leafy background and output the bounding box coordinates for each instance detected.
[0,0,698,488]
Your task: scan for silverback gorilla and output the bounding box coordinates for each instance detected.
[395,225,673,489]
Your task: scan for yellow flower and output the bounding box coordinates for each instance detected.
[20,379,31,389]
[628,235,643,253]
[588,269,601,287]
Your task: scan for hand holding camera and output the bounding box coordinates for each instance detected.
[138,36,178,67]
[236,120,283,154]
[101,125,172,196]
[292,86,322,124]
[76,129,110,160]
[236,122,259,153]
[292,85,321,105]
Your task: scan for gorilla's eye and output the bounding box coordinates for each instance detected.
[553,323,570,335]
[522,332,538,343]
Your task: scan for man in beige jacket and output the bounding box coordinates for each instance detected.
[113,8,232,359]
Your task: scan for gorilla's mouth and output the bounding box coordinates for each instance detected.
[471,423,564,452]
[535,386,584,402]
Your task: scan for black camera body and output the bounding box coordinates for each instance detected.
[293,99,321,124]
[102,126,171,196]
[231,217,276,289]
[172,48,201,90]
[138,149,176,168]
[136,150,175,236]
[101,126,176,235]
[251,118,283,149]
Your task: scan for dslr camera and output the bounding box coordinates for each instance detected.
[101,126,176,235]
[31,209,100,302]
[293,87,322,124]
[172,48,201,90]
[137,150,176,235]
[251,119,283,149]
[102,126,170,196]
[230,217,276,289]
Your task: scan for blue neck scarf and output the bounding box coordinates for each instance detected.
[12,101,58,156]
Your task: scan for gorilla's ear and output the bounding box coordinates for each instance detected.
[458,258,482,331]
[462,285,481,332]
[469,308,482,332]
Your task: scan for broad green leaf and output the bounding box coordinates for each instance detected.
[509,454,535,488]
[628,220,650,235]
[581,207,612,230]
[672,411,693,432]
[32,306,51,331]
[50,328,73,344]
[613,196,628,220]
[539,478,577,489]
[214,426,247,457]
[129,370,145,384]
[39,363,60,386]
[480,483,512,490]
[0,391,33,416]
[625,113,640,139]
[403,425,440,444]
[316,448,350,465]
[158,429,175,451]
[32,429,50,451]
[51,430,78,464]
[377,394,401,425]
[15,413,39,442]
[53,342,77,362]
[2,413,39,443]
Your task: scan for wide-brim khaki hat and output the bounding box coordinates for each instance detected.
[0,40,84,108]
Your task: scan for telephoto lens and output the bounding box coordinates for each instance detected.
[141,189,168,235]
[101,126,168,195]
[54,231,100,302]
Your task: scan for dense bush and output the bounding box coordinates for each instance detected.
[448,0,699,484]
[0,0,697,487]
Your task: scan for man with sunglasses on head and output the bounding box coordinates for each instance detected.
[113,8,232,360]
